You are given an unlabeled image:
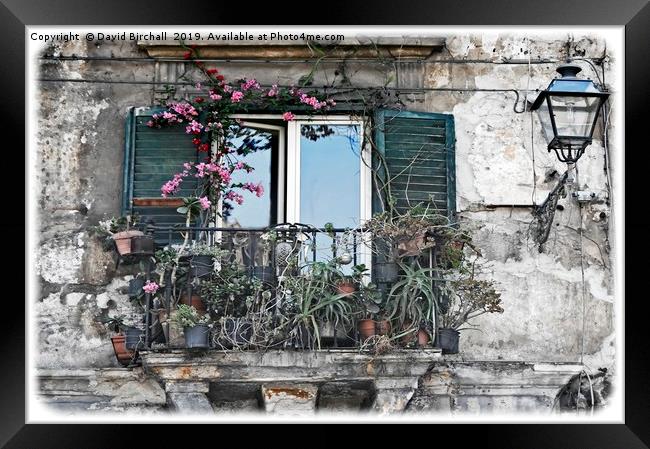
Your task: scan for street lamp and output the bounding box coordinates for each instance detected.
[530,63,610,164]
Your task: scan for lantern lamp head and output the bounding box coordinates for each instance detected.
[530,63,610,164]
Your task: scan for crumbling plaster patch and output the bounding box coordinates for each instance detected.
[35,276,138,369]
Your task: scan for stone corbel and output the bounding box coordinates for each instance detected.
[164,380,214,414]
[373,376,421,414]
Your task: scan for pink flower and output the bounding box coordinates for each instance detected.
[209,90,222,101]
[299,94,327,110]
[282,112,295,121]
[143,280,159,294]
[169,102,198,118]
[231,91,244,103]
[225,191,245,205]
[198,196,211,210]
[266,84,279,97]
[243,182,264,198]
[161,177,181,197]
[241,79,260,91]
[185,120,204,135]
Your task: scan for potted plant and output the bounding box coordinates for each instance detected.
[100,315,135,366]
[252,230,277,284]
[201,262,260,347]
[355,282,384,341]
[171,304,212,349]
[90,214,143,255]
[365,204,458,267]
[385,261,439,347]
[336,263,369,296]
[436,275,503,354]
[277,264,354,350]
[186,243,224,278]
[110,215,144,256]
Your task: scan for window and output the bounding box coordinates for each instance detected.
[123,109,455,242]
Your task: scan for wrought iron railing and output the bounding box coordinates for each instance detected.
[124,223,439,354]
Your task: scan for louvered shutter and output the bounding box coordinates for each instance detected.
[373,109,456,219]
[123,107,200,244]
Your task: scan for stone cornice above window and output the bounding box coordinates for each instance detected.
[138,37,446,60]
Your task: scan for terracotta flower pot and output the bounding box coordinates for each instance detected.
[111,334,134,366]
[416,329,430,347]
[400,322,417,345]
[376,320,391,336]
[112,230,144,255]
[336,280,356,296]
[180,293,207,314]
[358,319,376,340]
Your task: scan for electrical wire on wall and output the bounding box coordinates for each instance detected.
[525,36,538,206]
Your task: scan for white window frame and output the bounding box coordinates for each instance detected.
[229,114,372,229]
[285,117,371,228]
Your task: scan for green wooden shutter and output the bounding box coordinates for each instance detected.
[123,107,200,243]
[373,109,456,220]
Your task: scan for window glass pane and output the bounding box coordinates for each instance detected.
[299,124,361,273]
[224,126,274,227]
[299,124,360,228]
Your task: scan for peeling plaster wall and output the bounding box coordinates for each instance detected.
[33,33,617,374]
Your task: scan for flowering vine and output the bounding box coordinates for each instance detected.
[148,44,336,225]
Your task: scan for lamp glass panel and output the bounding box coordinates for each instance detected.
[549,95,600,139]
[536,99,556,145]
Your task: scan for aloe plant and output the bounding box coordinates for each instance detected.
[386,261,439,339]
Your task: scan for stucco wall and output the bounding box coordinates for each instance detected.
[33,32,616,373]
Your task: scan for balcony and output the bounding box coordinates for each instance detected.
[116,222,445,355]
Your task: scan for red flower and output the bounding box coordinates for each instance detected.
[194,97,204,103]
[192,138,201,145]
[198,143,210,152]
[183,51,192,60]
[207,68,219,74]
[216,74,225,81]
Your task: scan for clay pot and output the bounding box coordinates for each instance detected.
[358,319,376,340]
[376,320,391,336]
[399,322,417,345]
[416,329,430,348]
[180,293,207,314]
[112,230,144,255]
[111,334,134,366]
[336,280,356,296]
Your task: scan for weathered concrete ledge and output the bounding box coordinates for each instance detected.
[139,349,442,382]
[37,368,167,413]
[410,360,585,414]
[36,356,586,416]
[140,349,442,414]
